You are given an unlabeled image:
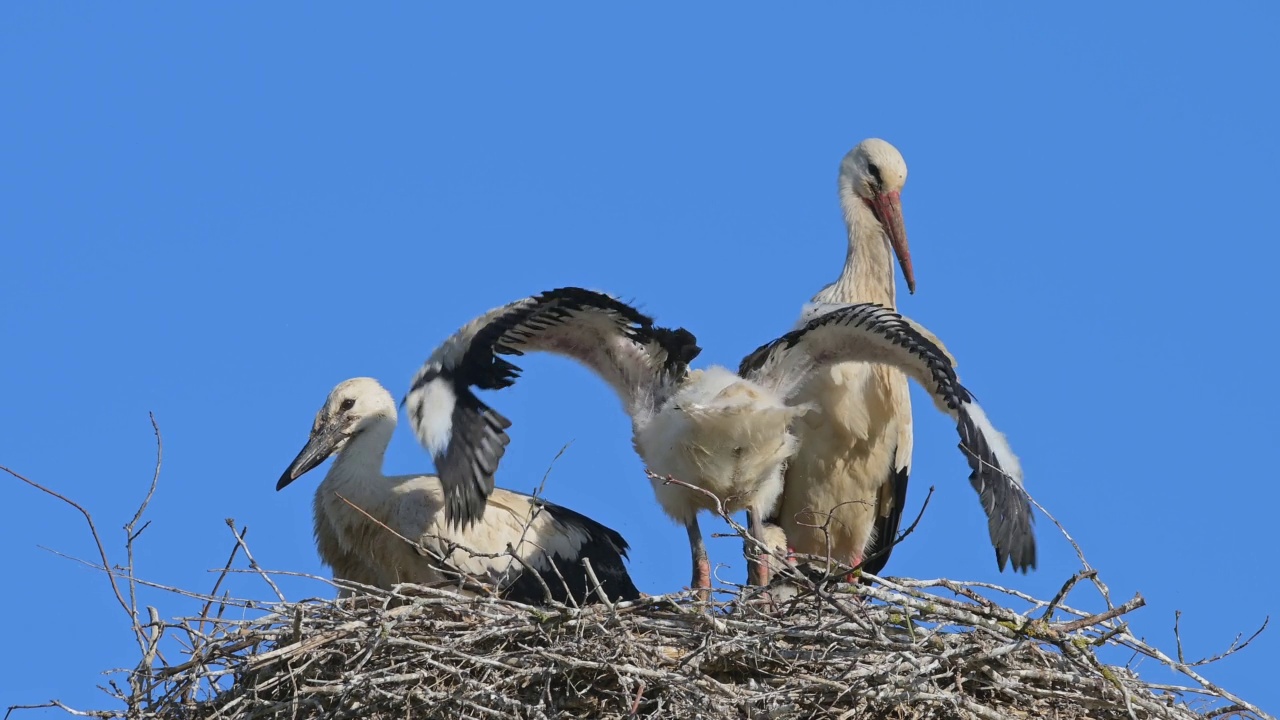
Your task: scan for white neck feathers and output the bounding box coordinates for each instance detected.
[326,417,396,491]
[829,192,897,307]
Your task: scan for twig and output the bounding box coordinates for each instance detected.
[124,414,164,636]
[1181,613,1270,667]
[2,465,132,622]
[853,485,936,576]
[1058,594,1145,633]
[533,441,573,499]
[224,519,285,603]
[5,702,114,719]
[1026,492,1114,610]
[1176,609,1187,664]
[1040,569,1097,622]
[197,527,245,635]
[580,557,614,611]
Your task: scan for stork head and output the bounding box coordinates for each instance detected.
[276,377,397,490]
[838,138,914,294]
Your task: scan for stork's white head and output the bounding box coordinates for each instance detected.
[840,138,908,196]
[838,138,914,294]
[277,377,398,490]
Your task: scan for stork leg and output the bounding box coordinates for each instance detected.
[844,548,865,584]
[744,508,771,587]
[687,519,711,601]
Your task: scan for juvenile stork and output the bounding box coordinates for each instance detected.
[276,377,641,606]
[404,287,1034,596]
[772,138,946,579]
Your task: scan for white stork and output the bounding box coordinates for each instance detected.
[770,138,955,580]
[403,287,1034,597]
[276,377,641,606]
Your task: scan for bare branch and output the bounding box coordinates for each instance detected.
[1026,492,1115,610]
[2,464,133,623]
[124,413,164,658]
[223,518,286,603]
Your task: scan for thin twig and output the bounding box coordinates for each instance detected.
[2,465,133,621]
[855,485,936,576]
[580,557,614,611]
[1026,492,1115,610]
[224,519,285,603]
[123,414,164,660]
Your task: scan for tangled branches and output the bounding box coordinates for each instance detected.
[9,570,1270,720]
[2,422,1273,720]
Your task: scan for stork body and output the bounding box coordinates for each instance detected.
[277,377,641,606]
[773,138,918,578]
[635,365,805,591]
[640,366,797,531]
[406,288,1035,598]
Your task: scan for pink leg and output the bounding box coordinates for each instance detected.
[844,552,864,584]
[694,555,712,589]
[688,520,712,601]
[745,508,772,587]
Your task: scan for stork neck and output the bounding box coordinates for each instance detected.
[326,417,396,493]
[833,197,897,307]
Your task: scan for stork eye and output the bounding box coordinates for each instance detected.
[867,162,883,186]
[339,398,356,412]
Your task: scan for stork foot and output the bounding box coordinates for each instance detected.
[844,552,865,584]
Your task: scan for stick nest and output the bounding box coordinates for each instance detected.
[3,427,1272,720]
[87,568,1266,720]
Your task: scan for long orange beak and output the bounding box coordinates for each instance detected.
[865,190,914,294]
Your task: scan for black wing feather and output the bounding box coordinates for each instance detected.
[484,287,700,376]
[860,462,910,577]
[955,392,1037,573]
[500,496,642,606]
[407,287,700,531]
[434,393,512,530]
[405,354,520,529]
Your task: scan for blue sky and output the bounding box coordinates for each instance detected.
[3,3,1277,714]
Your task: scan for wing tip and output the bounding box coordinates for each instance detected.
[995,535,1039,574]
[992,490,1038,573]
[445,492,487,531]
[954,402,1038,574]
[499,498,643,606]
[652,326,701,363]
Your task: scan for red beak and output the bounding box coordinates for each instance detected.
[865,190,914,294]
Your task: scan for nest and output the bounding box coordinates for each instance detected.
[62,570,1262,720]
[2,425,1273,720]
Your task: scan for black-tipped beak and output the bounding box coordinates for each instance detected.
[276,424,344,491]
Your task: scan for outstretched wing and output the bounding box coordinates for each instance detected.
[740,303,1035,573]
[795,302,959,368]
[404,287,701,529]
